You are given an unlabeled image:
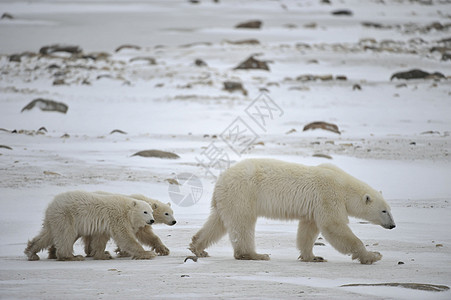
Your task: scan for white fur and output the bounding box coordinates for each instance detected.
[25,191,156,261]
[189,159,395,264]
[82,192,176,257]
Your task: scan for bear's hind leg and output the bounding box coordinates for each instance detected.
[54,226,84,261]
[24,225,53,261]
[297,218,326,262]
[89,233,112,260]
[228,217,269,261]
[320,223,382,264]
[189,208,227,257]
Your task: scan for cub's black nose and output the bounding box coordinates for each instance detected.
[389,224,396,229]
[172,221,177,225]
[149,219,155,225]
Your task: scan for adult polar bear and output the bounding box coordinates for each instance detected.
[25,191,156,261]
[189,159,396,264]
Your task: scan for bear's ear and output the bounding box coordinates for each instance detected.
[133,201,137,207]
[153,203,158,209]
[364,194,371,204]
[167,202,171,207]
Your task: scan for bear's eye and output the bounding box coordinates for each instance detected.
[365,195,371,204]
[165,213,169,216]
[144,211,148,214]
[382,210,387,213]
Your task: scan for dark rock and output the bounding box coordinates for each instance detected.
[129,56,157,64]
[442,53,451,61]
[362,22,391,29]
[53,79,66,85]
[341,283,449,292]
[390,69,445,80]
[352,84,362,90]
[39,44,83,55]
[1,13,13,19]
[115,44,141,52]
[8,54,21,62]
[131,150,180,159]
[313,154,332,159]
[0,145,13,150]
[223,81,248,96]
[303,121,341,134]
[331,9,353,16]
[234,56,270,71]
[194,59,208,67]
[110,129,127,135]
[235,20,262,29]
[184,256,198,262]
[225,39,260,45]
[21,98,69,114]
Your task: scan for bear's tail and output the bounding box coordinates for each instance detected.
[24,225,53,261]
[189,207,227,257]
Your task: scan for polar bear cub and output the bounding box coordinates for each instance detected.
[82,192,176,257]
[189,159,396,264]
[25,190,156,261]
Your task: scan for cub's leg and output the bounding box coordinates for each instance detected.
[110,227,155,260]
[189,208,227,257]
[47,245,57,259]
[24,224,53,261]
[320,223,382,264]
[53,225,84,261]
[83,236,93,257]
[89,233,112,260]
[297,218,326,262]
[136,226,169,256]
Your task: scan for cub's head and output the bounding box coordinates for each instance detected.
[151,201,177,226]
[357,189,396,230]
[132,200,155,226]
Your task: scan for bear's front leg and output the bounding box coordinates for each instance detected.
[111,227,156,260]
[320,223,382,264]
[136,226,170,256]
[297,218,326,262]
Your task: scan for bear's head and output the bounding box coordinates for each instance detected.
[131,200,155,228]
[130,194,177,226]
[348,184,396,230]
[151,201,177,226]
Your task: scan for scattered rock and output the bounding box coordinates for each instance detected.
[8,52,36,63]
[21,98,69,114]
[115,44,141,52]
[341,283,450,292]
[110,129,127,135]
[1,12,13,19]
[336,75,347,81]
[436,243,443,247]
[184,256,198,263]
[60,133,70,138]
[362,22,391,29]
[53,79,66,86]
[398,261,405,265]
[194,59,208,67]
[166,178,180,185]
[129,57,157,64]
[331,9,353,16]
[286,128,297,134]
[303,121,341,134]
[442,53,451,61]
[296,74,337,81]
[43,171,61,176]
[352,84,362,90]
[234,55,270,71]
[223,81,248,96]
[225,39,260,45]
[132,150,180,159]
[39,44,83,56]
[0,145,12,150]
[390,69,445,80]
[235,20,262,29]
[313,153,333,159]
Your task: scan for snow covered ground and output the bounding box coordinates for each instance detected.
[1,0,450,299]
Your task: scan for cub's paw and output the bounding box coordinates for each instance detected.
[27,253,40,261]
[355,251,382,265]
[299,255,327,262]
[115,248,131,257]
[132,251,157,260]
[93,251,113,260]
[153,245,170,256]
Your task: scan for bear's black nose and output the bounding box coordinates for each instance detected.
[389,224,396,229]
[172,220,177,225]
[149,219,155,225]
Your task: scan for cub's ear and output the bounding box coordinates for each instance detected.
[167,202,171,207]
[364,194,371,204]
[133,201,137,207]
[152,203,158,209]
